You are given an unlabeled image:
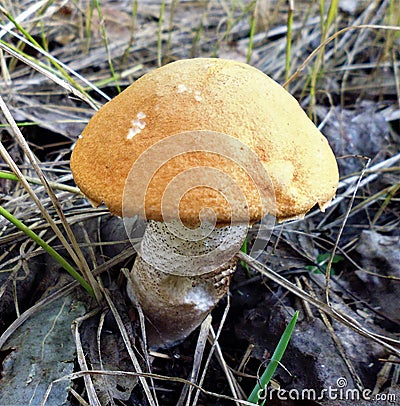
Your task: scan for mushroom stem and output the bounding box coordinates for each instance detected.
[126,220,246,348]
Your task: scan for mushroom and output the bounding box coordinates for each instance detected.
[70,58,338,348]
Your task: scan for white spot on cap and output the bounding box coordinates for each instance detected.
[127,112,146,140]
[194,90,202,102]
[177,84,188,93]
[177,84,202,101]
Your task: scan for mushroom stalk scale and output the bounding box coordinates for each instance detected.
[127,220,246,347]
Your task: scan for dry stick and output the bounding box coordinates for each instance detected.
[283,24,400,88]
[0,96,102,302]
[237,251,400,356]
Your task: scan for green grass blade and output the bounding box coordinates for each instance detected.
[157,0,166,66]
[0,6,86,92]
[246,9,256,63]
[92,0,121,93]
[0,171,18,181]
[240,237,250,274]
[247,310,299,404]
[285,0,295,84]
[0,205,94,296]
[308,0,339,117]
[0,170,81,194]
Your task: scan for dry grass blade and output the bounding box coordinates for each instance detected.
[284,23,400,87]
[324,158,371,304]
[290,152,400,228]
[68,388,90,406]
[301,276,364,390]
[337,153,400,192]
[0,95,102,301]
[238,251,400,355]
[192,296,238,405]
[0,24,110,102]
[0,1,47,39]
[120,267,158,403]
[0,115,78,267]
[0,39,100,110]
[209,325,244,403]
[95,310,115,405]
[178,315,211,406]
[72,312,102,406]
[0,233,134,351]
[100,283,158,406]
[0,281,76,349]
[42,369,257,406]
[317,152,400,229]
